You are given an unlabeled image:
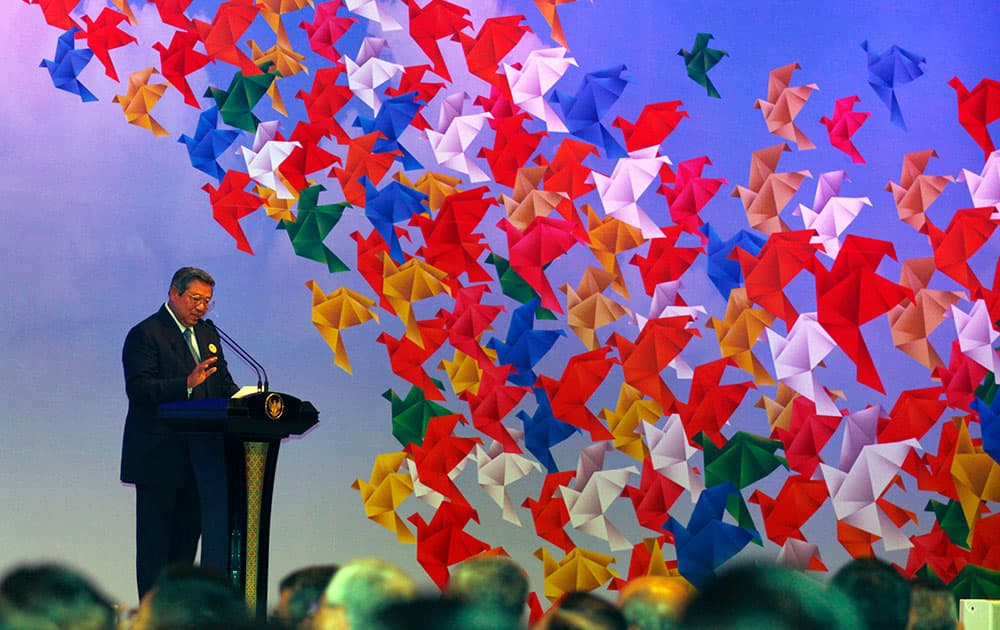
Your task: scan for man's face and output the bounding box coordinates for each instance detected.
[167,279,214,328]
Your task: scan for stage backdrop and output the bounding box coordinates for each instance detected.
[2,0,998,611]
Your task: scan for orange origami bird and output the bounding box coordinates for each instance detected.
[753,62,818,150]
[112,67,170,137]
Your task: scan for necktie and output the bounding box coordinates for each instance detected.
[183,327,201,362]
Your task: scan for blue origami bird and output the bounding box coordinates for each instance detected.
[665,482,756,588]
[362,176,428,264]
[517,387,579,473]
[353,92,425,170]
[861,40,926,130]
[971,392,1000,464]
[178,106,240,181]
[486,298,566,387]
[549,65,629,158]
[700,223,766,299]
[40,28,98,102]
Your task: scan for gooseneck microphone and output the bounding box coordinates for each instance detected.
[204,318,269,392]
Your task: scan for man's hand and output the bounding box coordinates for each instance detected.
[187,356,219,389]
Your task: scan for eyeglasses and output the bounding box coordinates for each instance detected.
[185,293,216,311]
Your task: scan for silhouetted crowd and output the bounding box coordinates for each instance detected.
[0,553,962,629]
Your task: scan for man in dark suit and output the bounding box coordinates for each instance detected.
[121,267,239,599]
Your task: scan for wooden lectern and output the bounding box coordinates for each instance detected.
[158,391,318,618]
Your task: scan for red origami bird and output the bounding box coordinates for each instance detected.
[192,0,262,76]
[612,100,689,154]
[408,500,491,588]
[815,235,913,393]
[522,470,577,553]
[411,188,495,286]
[608,316,699,415]
[79,7,137,82]
[535,347,618,442]
[819,95,871,164]
[949,76,1000,161]
[405,0,473,82]
[153,30,212,108]
[202,171,264,254]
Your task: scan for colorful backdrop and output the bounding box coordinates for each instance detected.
[1,0,998,611]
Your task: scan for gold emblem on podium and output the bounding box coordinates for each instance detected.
[264,393,284,420]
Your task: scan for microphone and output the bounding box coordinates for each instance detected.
[204,319,269,392]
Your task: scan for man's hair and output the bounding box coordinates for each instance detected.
[323,558,415,630]
[681,563,861,630]
[545,591,627,630]
[170,267,215,294]
[0,562,117,630]
[276,564,338,624]
[909,578,958,630]
[373,596,517,630]
[830,557,911,630]
[139,564,249,629]
[445,555,529,620]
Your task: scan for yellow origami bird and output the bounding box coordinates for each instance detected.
[951,417,1000,545]
[352,451,416,543]
[395,171,463,212]
[306,279,379,374]
[534,546,617,602]
[706,287,776,385]
[381,256,452,348]
[600,383,663,461]
[438,349,483,396]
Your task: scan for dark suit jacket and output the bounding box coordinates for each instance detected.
[121,305,238,487]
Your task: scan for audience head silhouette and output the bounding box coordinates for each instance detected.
[680,563,861,630]
[830,557,910,630]
[129,564,250,629]
[313,557,416,630]
[445,554,530,623]
[0,562,116,630]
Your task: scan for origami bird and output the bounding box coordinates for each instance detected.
[861,40,926,130]
[305,279,379,374]
[665,482,755,588]
[79,7,136,82]
[277,185,350,272]
[40,27,97,102]
[536,347,618,442]
[487,298,566,387]
[153,31,213,108]
[404,0,473,83]
[549,65,630,158]
[948,77,1000,161]
[678,33,728,98]
[178,106,240,181]
[112,67,169,137]
[753,62,818,150]
[819,95,870,164]
[193,0,262,76]
[884,150,954,232]
[351,451,415,543]
[201,171,264,254]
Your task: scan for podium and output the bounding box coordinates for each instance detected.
[158,391,318,618]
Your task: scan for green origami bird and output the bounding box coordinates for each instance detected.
[678,32,728,98]
[204,62,280,132]
[277,185,350,273]
[383,386,455,448]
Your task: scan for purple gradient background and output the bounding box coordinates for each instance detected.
[1,0,998,608]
